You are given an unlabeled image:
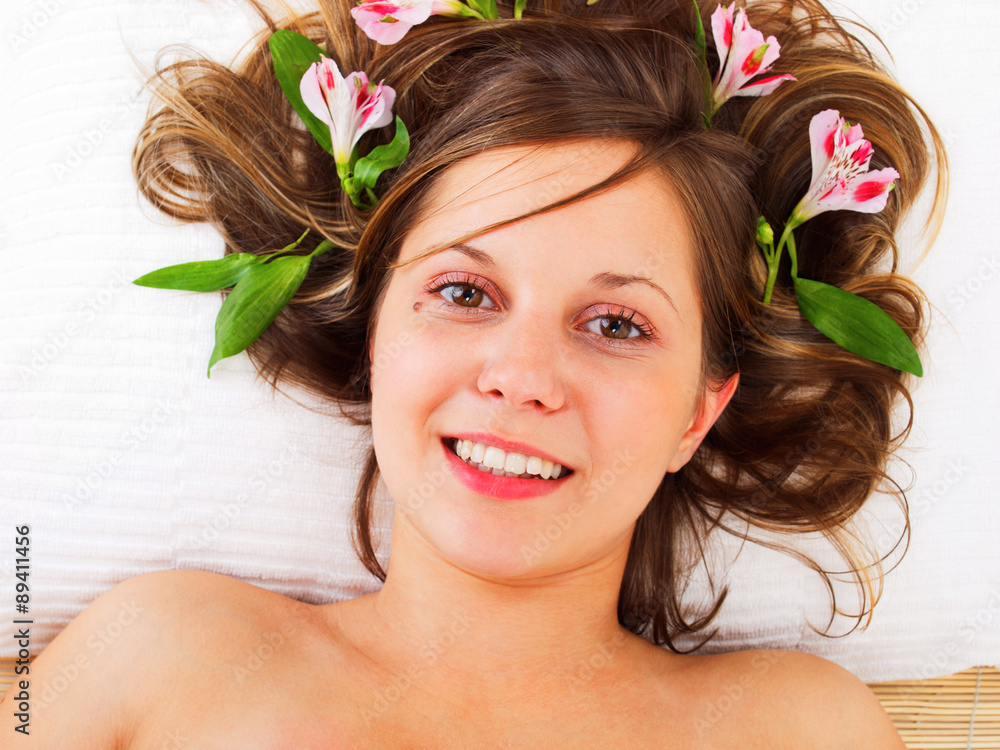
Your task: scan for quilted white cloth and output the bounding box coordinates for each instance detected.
[0,0,997,682]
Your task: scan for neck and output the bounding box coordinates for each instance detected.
[336,507,641,699]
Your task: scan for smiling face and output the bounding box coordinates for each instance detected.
[369,140,736,580]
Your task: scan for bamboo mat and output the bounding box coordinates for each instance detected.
[868,667,1000,749]
[0,658,995,745]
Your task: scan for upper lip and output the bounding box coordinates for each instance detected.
[447,432,572,471]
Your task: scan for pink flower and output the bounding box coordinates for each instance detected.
[299,57,396,166]
[351,0,466,45]
[710,4,795,113]
[790,109,900,225]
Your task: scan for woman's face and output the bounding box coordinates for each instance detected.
[369,140,735,579]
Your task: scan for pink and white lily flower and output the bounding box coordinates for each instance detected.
[790,109,900,226]
[710,4,795,114]
[351,0,467,45]
[299,56,396,167]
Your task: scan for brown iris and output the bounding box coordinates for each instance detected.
[598,316,633,339]
[450,284,484,307]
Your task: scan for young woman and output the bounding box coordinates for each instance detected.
[2,0,943,746]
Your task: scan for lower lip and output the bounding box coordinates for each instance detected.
[442,441,569,500]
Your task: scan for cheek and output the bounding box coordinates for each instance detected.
[583,361,701,501]
[369,308,462,493]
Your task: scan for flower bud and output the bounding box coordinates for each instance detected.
[756,216,774,247]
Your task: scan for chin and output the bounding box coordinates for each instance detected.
[414,510,565,580]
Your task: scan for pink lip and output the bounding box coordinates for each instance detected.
[442,440,569,501]
[451,432,569,469]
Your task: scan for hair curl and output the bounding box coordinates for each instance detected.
[133,0,947,651]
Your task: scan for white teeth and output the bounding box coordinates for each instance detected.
[483,445,506,470]
[504,453,527,474]
[470,442,486,464]
[451,439,567,481]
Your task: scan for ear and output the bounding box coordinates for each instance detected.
[666,373,739,473]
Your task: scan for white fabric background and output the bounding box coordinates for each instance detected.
[0,0,996,682]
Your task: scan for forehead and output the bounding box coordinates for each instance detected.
[399,140,699,306]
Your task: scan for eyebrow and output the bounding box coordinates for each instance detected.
[446,243,496,268]
[590,271,681,320]
[444,244,681,320]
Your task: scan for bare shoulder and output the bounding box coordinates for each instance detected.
[684,648,905,749]
[0,569,318,749]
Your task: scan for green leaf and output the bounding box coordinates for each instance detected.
[353,117,410,191]
[269,29,333,158]
[692,0,714,127]
[207,255,312,376]
[692,0,707,64]
[466,0,499,19]
[133,229,312,291]
[793,277,923,376]
[514,0,528,19]
[133,253,267,292]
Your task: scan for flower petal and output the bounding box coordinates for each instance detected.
[711,4,735,63]
[710,8,794,111]
[848,168,900,211]
[754,34,783,74]
[299,61,335,127]
[808,109,842,184]
[732,73,796,98]
[351,1,436,45]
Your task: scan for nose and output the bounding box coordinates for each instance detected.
[476,313,567,412]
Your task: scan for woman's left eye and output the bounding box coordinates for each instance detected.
[582,311,652,341]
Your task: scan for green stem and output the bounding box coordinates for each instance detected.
[762,222,797,305]
[786,229,799,280]
[310,239,335,258]
[460,1,489,19]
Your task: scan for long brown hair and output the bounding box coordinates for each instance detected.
[133,0,947,651]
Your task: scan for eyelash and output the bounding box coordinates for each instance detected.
[425,273,657,344]
[590,306,655,340]
[427,272,500,311]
